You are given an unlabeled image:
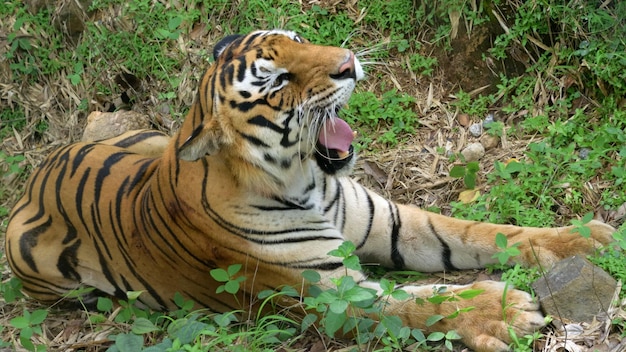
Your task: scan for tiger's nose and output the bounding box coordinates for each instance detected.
[331,52,357,81]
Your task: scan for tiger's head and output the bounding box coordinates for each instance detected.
[173,30,364,193]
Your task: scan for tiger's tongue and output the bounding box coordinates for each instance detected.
[318,118,354,153]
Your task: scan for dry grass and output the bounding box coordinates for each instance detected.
[1,0,624,351]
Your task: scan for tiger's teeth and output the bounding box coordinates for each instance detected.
[352,131,357,138]
[338,151,349,159]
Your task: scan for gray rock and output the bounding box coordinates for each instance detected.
[469,123,483,137]
[482,113,495,127]
[579,148,591,159]
[531,255,618,323]
[461,142,485,162]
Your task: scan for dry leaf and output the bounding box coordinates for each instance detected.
[362,160,388,185]
[458,189,480,203]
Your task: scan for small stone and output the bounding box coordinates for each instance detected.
[480,134,500,150]
[457,113,470,127]
[579,148,591,159]
[82,111,151,142]
[469,123,482,137]
[482,113,495,127]
[461,142,485,162]
[531,255,618,324]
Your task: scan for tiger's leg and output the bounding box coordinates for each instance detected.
[4,215,113,306]
[324,177,615,351]
[334,178,615,271]
[362,280,546,352]
[315,267,545,352]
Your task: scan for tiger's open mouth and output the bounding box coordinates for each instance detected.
[313,113,356,175]
[317,116,356,160]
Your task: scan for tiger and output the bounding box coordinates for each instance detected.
[5,29,616,352]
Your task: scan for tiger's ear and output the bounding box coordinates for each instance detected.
[177,34,243,161]
[213,34,243,60]
[177,121,222,161]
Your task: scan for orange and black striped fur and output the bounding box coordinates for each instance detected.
[5,30,616,352]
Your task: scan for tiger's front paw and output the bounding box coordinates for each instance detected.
[437,281,546,352]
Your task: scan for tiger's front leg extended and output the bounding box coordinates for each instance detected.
[335,177,615,271]
[327,176,615,351]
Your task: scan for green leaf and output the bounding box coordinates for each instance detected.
[73,62,83,74]
[88,314,107,324]
[302,270,321,283]
[335,275,357,292]
[464,173,476,189]
[507,245,521,257]
[10,316,29,329]
[427,294,450,304]
[213,313,236,328]
[446,309,461,319]
[343,287,376,302]
[126,291,143,301]
[381,315,403,336]
[446,330,462,340]
[29,310,48,325]
[425,314,444,327]
[280,285,299,297]
[505,160,523,173]
[155,28,170,39]
[132,317,159,334]
[20,334,35,352]
[456,289,485,300]
[391,289,411,301]
[142,338,173,352]
[379,278,395,294]
[412,328,426,342]
[329,300,349,314]
[426,331,446,341]
[323,310,346,337]
[97,297,113,312]
[257,289,274,300]
[168,16,182,31]
[466,161,480,173]
[69,74,80,85]
[173,292,194,311]
[20,326,33,339]
[495,233,508,249]
[493,251,509,265]
[329,241,356,258]
[301,314,318,332]
[343,255,362,271]
[210,268,229,282]
[450,165,466,178]
[169,318,212,343]
[224,280,240,294]
[227,263,242,276]
[114,332,144,352]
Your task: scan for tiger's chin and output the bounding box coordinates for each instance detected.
[314,144,356,176]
